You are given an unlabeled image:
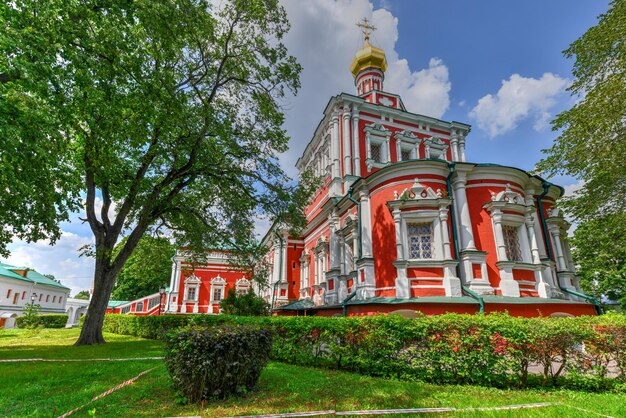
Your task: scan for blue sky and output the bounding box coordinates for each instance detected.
[2,0,611,295]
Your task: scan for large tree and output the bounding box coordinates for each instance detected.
[1,0,307,345]
[536,0,626,220]
[111,236,175,301]
[536,0,626,304]
[571,213,626,310]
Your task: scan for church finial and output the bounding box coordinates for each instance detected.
[357,17,376,44]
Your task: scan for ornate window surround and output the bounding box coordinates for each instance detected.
[209,275,227,303]
[299,250,311,299]
[183,275,201,302]
[394,130,421,162]
[387,179,459,297]
[423,136,449,160]
[483,184,544,297]
[235,277,251,295]
[365,123,392,170]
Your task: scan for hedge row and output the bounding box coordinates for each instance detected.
[102,312,626,390]
[16,314,68,329]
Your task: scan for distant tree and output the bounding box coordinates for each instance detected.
[20,303,41,329]
[73,290,90,300]
[571,213,626,310]
[43,274,60,283]
[220,288,270,316]
[1,0,309,345]
[536,0,626,221]
[111,236,175,301]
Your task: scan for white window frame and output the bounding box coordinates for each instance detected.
[400,211,443,261]
[423,136,448,161]
[365,123,392,169]
[235,278,251,295]
[394,130,421,162]
[210,275,227,303]
[183,275,201,302]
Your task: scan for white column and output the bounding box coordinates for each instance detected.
[352,109,361,176]
[439,208,452,259]
[518,223,533,263]
[493,211,508,261]
[450,130,460,161]
[549,227,568,271]
[459,136,467,162]
[359,190,373,258]
[329,215,340,270]
[384,137,391,163]
[342,107,352,176]
[365,132,371,161]
[392,208,403,260]
[331,109,340,178]
[525,214,541,264]
[452,172,476,250]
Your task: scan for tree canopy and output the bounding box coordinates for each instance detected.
[536,0,626,221]
[571,213,626,310]
[73,290,90,300]
[1,0,308,345]
[111,236,175,301]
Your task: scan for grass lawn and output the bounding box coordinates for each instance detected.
[1,328,625,417]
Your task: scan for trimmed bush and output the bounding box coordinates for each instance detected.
[103,311,626,391]
[164,324,273,402]
[16,313,68,329]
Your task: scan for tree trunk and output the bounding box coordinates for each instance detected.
[75,261,117,346]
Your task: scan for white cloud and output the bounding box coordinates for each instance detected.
[3,231,95,296]
[469,73,569,138]
[278,0,451,176]
[562,180,585,198]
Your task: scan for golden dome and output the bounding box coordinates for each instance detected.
[350,39,387,78]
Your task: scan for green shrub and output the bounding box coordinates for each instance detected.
[164,324,273,402]
[16,313,67,329]
[220,289,270,316]
[103,311,626,391]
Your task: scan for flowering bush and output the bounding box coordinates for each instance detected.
[105,311,626,391]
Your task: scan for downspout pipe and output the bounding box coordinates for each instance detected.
[537,182,603,315]
[271,231,285,311]
[446,162,485,314]
[342,290,357,317]
[347,188,362,260]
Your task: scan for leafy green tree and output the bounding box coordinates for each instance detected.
[73,290,90,300]
[20,303,41,329]
[1,0,308,345]
[111,236,174,301]
[220,288,270,316]
[536,0,626,221]
[571,213,626,310]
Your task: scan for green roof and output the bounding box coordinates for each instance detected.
[108,300,130,308]
[277,299,315,310]
[0,262,70,290]
[25,270,70,290]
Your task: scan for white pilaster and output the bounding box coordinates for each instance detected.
[342,107,352,176]
[359,189,373,258]
[331,109,340,179]
[352,109,361,176]
[452,172,476,250]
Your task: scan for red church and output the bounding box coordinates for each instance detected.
[253,24,599,318]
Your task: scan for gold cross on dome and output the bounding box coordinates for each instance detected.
[357,17,376,43]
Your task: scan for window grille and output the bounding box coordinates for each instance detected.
[371,143,382,163]
[407,223,433,259]
[148,296,160,310]
[401,149,411,161]
[187,287,196,301]
[120,305,131,314]
[503,225,522,261]
[136,302,144,312]
[213,288,223,301]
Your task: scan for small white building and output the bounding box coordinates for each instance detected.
[0,263,70,328]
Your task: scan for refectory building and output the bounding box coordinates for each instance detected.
[255,26,598,317]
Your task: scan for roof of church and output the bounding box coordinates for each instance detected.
[350,40,387,77]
